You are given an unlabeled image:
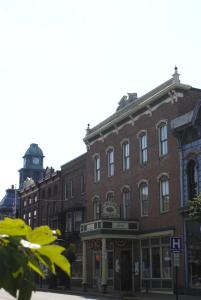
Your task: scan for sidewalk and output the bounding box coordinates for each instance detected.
[41,287,201,300]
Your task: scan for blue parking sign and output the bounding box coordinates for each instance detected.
[170,237,182,253]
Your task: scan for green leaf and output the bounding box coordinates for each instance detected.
[37,245,70,276]
[0,218,31,236]
[26,226,57,245]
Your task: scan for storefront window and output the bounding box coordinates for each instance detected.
[141,236,172,289]
[162,246,171,278]
[72,256,82,279]
[152,247,161,278]
[107,251,114,278]
[142,248,150,277]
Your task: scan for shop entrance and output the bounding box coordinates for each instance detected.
[120,250,132,290]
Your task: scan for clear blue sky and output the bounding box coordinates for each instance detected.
[1,0,201,199]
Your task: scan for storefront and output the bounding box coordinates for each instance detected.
[186,220,201,289]
[80,219,139,292]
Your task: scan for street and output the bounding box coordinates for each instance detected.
[0,289,111,300]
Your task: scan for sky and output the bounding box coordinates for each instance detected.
[1,0,201,199]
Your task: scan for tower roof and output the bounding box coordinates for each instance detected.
[24,143,44,157]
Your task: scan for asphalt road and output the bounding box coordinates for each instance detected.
[0,289,108,300]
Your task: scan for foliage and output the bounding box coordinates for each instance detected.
[0,218,70,300]
[187,194,201,222]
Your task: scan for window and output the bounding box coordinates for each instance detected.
[66,212,72,232]
[187,159,198,200]
[141,237,172,289]
[34,194,37,202]
[160,176,170,212]
[107,148,114,177]
[28,212,31,226]
[23,199,27,207]
[80,175,85,193]
[53,184,58,195]
[74,211,83,232]
[48,187,51,198]
[93,198,101,220]
[140,182,148,216]
[139,133,148,164]
[28,197,32,205]
[70,180,74,197]
[159,123,168,156]
[64,180,68,199]
[94,155,100,182]
[122,141,130,171]
[122,188,130,219]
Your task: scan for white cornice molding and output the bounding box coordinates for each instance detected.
[84,81,188,146]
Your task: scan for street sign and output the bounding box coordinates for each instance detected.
[170,236,182,253]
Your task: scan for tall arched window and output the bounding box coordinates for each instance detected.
[159,176,170,213]
[139,182,148,216]
[187,159,198,200]
[121,188,130,219]
[94,155,100,182]
[93,197,101,220]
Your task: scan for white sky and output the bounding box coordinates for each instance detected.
[1,0,201,199]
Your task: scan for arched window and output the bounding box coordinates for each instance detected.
[107,148,114,177]
[159,176,170,213]
[139,132,148,165]
[122,141,130,171]
[121,188,130,219]
[93,197,101,220]
[187,159,198,200]
[157,121,168,156]
[94,155,100,182]
[140,182,148,216]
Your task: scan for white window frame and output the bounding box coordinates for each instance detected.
[160,176,170,213]
[122,188,130,219]
[107,148,114,177]
[122,141,130,171]
[94,155,100,182]
[139,133,148,164]
[158,123,168,156]
[140,182,149,216]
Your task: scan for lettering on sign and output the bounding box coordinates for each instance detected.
[112,222,128,229]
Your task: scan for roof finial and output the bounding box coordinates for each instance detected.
[86,123,91,134]
[172,66,180,84]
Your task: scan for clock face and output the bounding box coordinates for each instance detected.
[32,157,40,165]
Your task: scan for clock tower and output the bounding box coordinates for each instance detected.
[19,143,44,189]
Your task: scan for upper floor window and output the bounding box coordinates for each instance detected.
[64,181,68,200]
[80,175,85,193]
[66,212,72,232]
[159,176,170,213]
[94,155,100,182]
[187,159,198,200]
[122,141,130,171]
[122,188,130,219]
[140,182,148,216]
[70,180,74,198]
[53,184,58,195]
[139,133,148,165]
[107,148,114,177]
[74,211,83,232]
[158,123,168,156]
[93,197,101,220]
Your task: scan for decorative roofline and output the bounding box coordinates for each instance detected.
[84,69,191,144]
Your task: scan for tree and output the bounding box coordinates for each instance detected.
[0,218,70,300]
[187,194,201,222]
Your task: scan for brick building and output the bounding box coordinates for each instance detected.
[80,68,201,293]
[60,153,86,285]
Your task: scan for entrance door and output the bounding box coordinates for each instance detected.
[120,250,132,290]
[93,251,101,288]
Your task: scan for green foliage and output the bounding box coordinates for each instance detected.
[187,194,201,222]
[0,218,70,300]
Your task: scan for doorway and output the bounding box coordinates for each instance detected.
[120,250,132,290]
